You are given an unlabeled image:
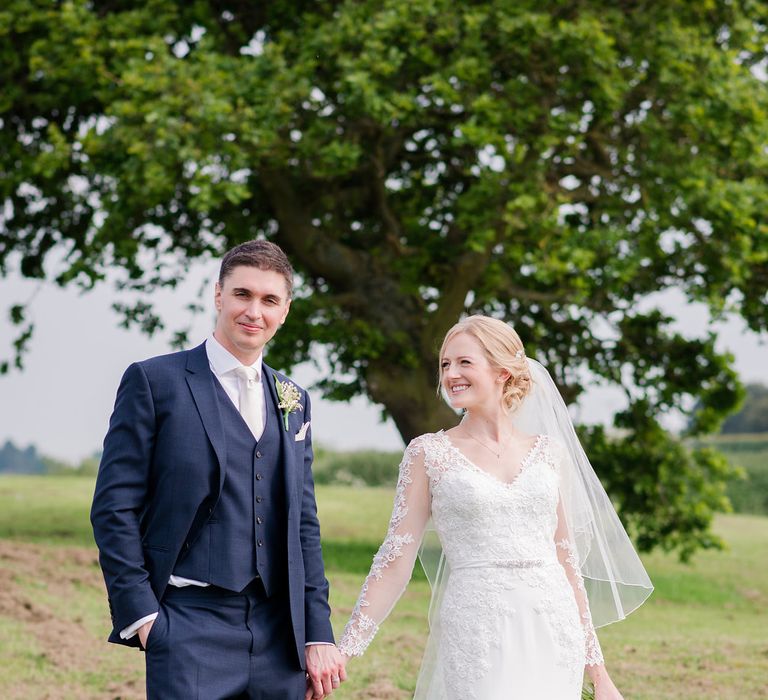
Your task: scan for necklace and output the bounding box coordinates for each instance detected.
[463,428,512,459]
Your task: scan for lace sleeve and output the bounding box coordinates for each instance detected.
[338,438,430,657]
[554,497,605,667]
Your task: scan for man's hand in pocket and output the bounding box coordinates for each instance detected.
[138,619,155,649]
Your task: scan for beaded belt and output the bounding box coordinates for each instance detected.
[451,558,554,571]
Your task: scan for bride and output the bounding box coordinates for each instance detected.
[338,315,653,699]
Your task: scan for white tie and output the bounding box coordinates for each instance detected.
[233,366,263,440]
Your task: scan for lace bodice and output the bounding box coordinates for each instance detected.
[429,432,560,566]
[338,431,604,671]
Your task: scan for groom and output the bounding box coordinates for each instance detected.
[91,240,346,699]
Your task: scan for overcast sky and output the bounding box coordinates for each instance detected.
[1,259,765,463]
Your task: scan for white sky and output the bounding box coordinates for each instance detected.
[0,261,765,463]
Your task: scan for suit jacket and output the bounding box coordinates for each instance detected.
[90,342,334,666]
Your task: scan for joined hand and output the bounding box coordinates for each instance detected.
[304,644,347,699]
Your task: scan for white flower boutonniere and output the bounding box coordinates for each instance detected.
[274,376,303,431]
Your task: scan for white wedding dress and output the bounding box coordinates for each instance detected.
[338,431,604,700]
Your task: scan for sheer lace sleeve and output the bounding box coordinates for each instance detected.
[554,496,605,667]
[338,438,430,657]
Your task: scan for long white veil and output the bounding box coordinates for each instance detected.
[414,357,653,697]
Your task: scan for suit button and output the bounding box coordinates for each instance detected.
[256,516,263,525]
[207,507,213,515]
[256,450,262,459]
[256,496,263,503]
[185,542,190,550]
[257,540,263,547]
[256,473,263,480]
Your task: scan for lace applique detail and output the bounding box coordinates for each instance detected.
[556,538,605,666]
[372,532,414,570]
[338,438,427,657]
[336,609,378,657]
[439,569,512,694]
[421,432,453,487]
[532,580,586,683]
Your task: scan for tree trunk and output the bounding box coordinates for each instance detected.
[365,359,459,445]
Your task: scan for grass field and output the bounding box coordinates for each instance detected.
[0,476,766,699]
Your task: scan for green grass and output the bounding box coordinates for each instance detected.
[0,475,96,546]
[0,475,766,699]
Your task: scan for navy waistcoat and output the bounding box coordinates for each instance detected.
[173,376,287,595]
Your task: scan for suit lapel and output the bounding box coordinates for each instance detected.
[185,343,228,492]
[264,364,298,514]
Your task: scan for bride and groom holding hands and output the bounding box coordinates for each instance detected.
[91,240,652,700]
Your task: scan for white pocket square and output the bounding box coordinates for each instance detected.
[294,421,310,441]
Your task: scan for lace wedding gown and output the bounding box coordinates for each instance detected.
[338,431,604,700]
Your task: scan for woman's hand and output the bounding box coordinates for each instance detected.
[588,665,624,700]
[595,684,624,700]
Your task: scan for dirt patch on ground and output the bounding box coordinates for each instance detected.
[360,678,409,699]
[0,540,143,700]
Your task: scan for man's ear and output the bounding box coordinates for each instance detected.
[280,298,291,325]
[214,282,222,312]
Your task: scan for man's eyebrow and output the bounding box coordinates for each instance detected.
[232,287,284,301]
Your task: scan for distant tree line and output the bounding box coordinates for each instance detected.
[0,440,100,476]
[721,384,768,434]
[0,441,46,475]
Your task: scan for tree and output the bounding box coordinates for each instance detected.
[2,0,767,558]
[0,440,45,474]
[722,383,768,434]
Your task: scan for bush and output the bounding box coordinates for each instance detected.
[312,446,402,487]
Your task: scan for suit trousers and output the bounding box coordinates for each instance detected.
[144,580,306,700]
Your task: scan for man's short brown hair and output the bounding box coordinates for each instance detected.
[218,240,294,298]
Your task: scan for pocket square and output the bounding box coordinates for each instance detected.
[294,421,310,441]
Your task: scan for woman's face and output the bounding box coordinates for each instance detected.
[440,332,506,411]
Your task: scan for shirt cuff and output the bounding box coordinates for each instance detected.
[120,612,159,640]
[305,641,335,647]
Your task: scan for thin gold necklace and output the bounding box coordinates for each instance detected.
[463,428,512,459]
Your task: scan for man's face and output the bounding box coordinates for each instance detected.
[213,265,291,364]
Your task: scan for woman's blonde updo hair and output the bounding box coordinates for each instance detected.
[438,315,533,412]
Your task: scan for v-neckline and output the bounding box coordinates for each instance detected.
[440,431,544,489]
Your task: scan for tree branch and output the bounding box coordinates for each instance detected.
[261,170,366,290]
[423,235,494,355]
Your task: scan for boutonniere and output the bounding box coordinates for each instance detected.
[274,376,303,431]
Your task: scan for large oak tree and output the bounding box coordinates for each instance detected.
[2,0,767,557]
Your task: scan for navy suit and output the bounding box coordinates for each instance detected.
[91,342,334,698]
